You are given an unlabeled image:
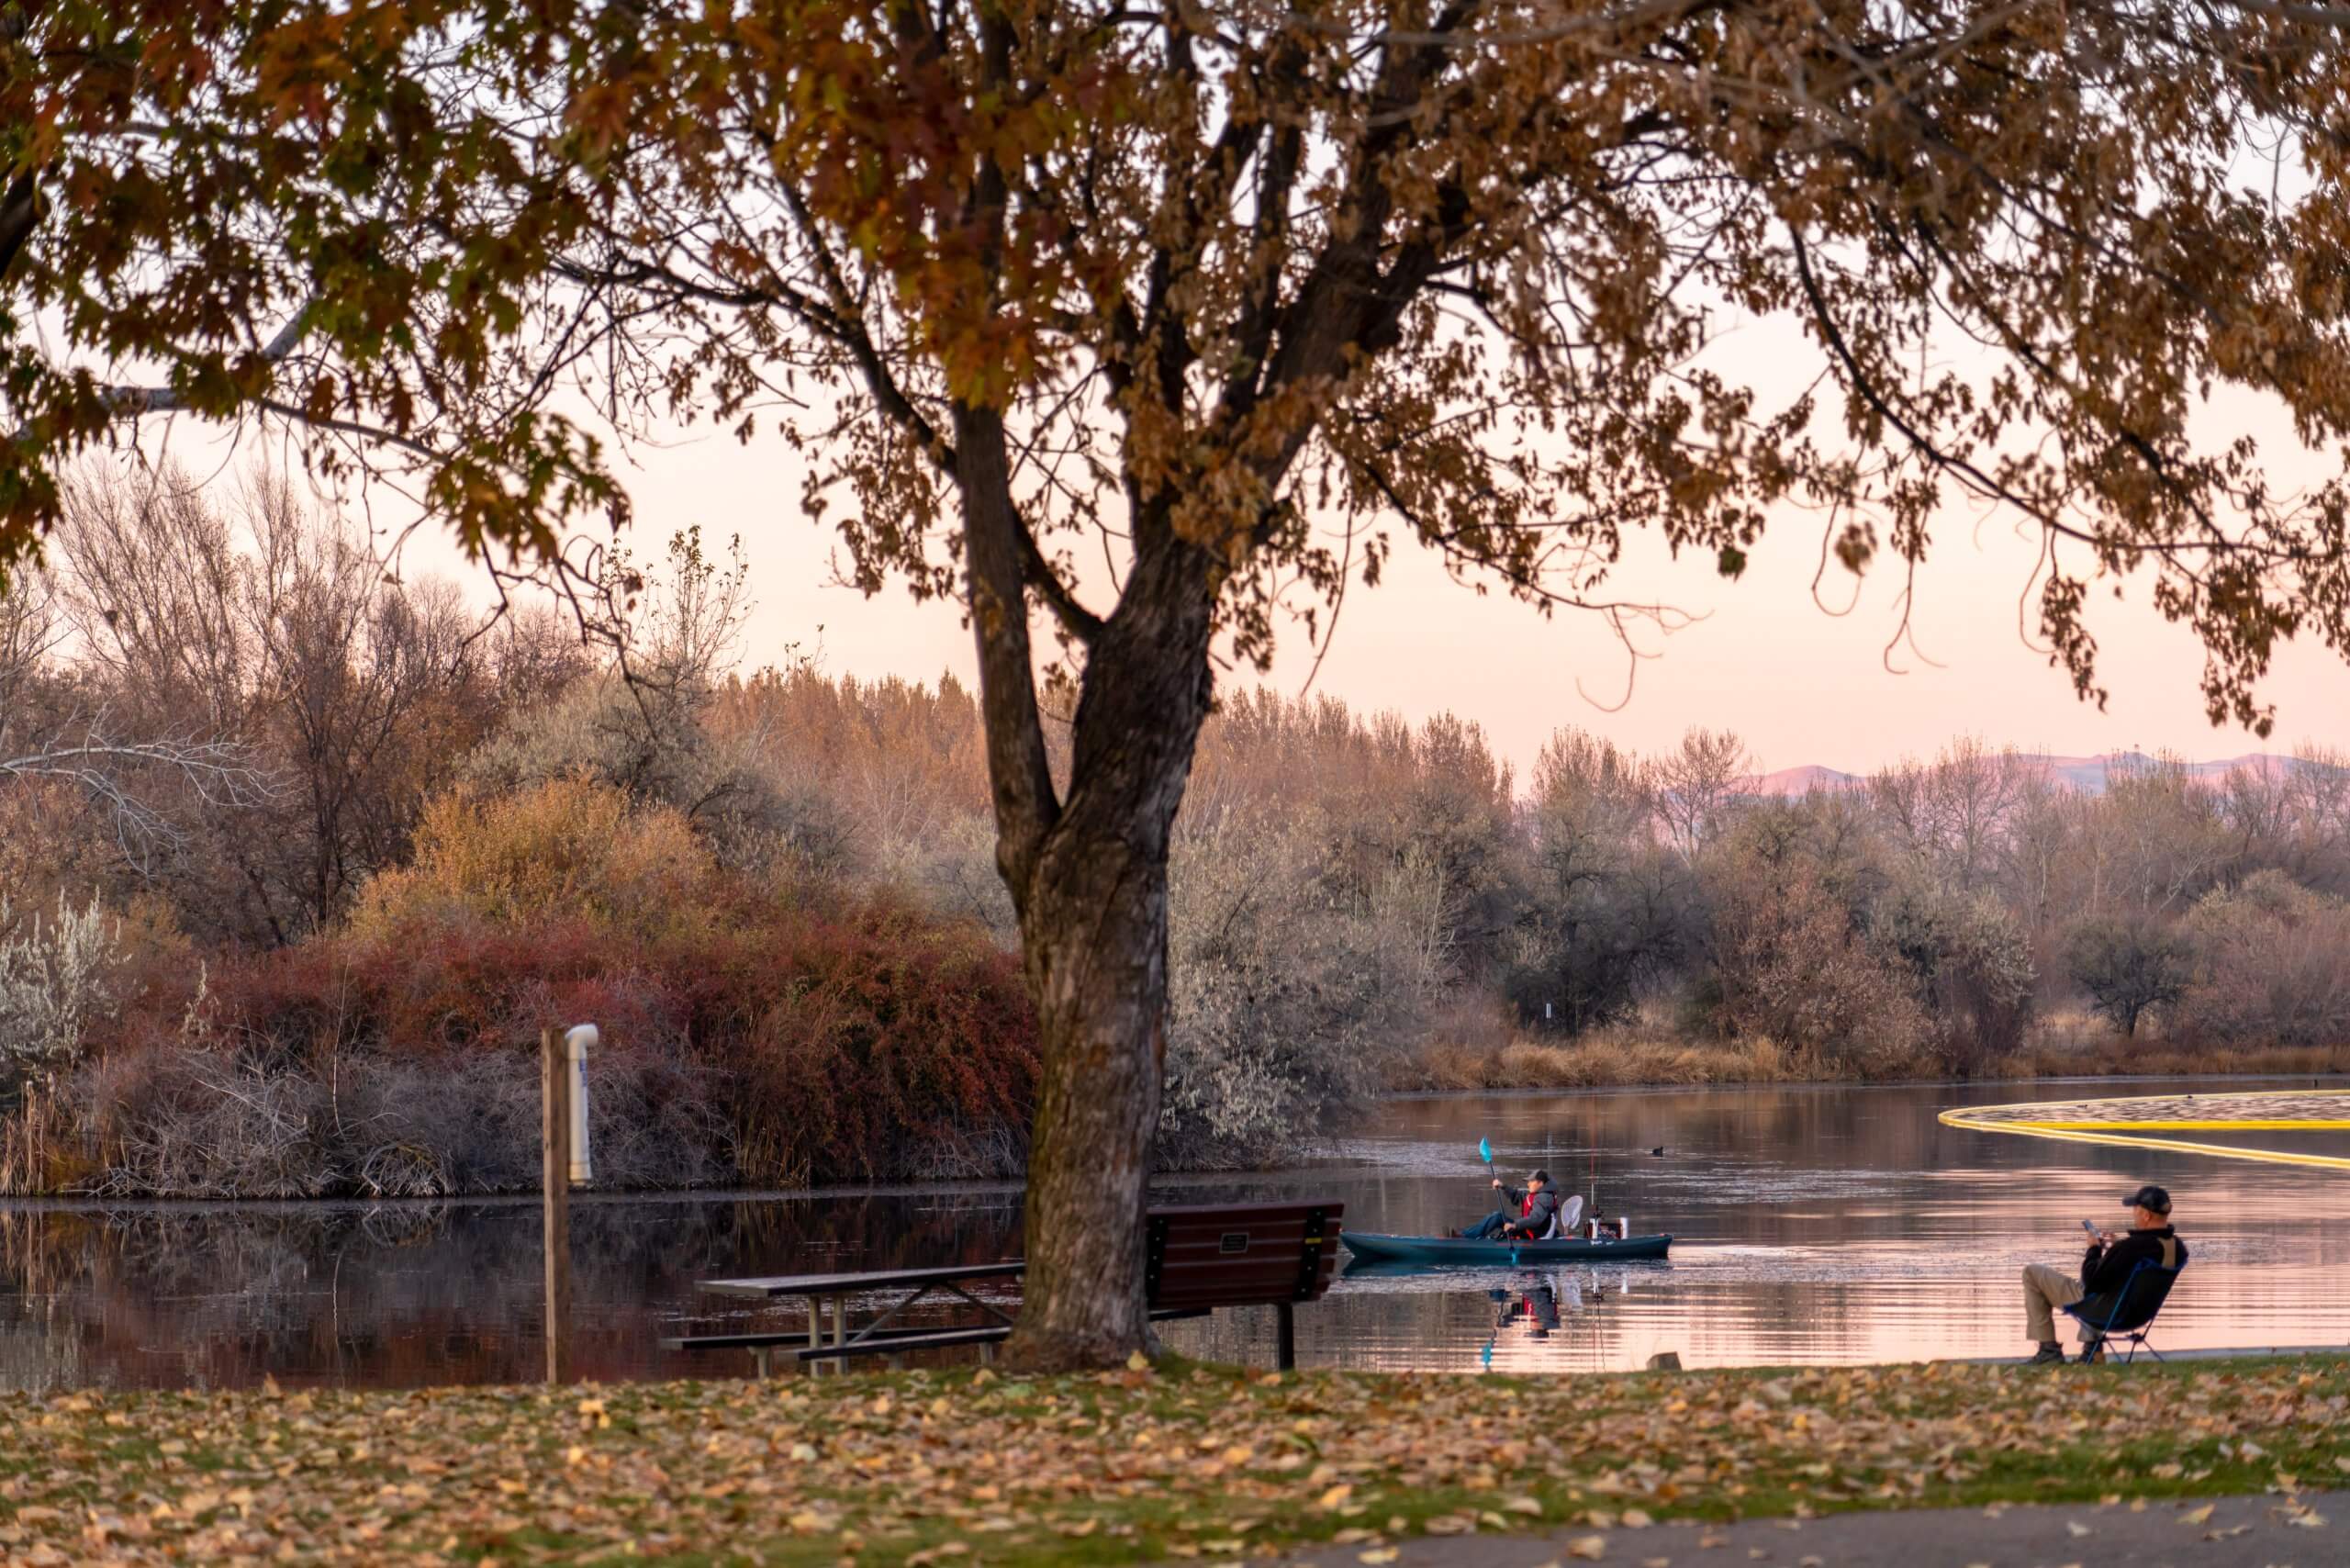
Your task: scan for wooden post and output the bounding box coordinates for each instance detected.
[1275,1301,1296,1372]
[542,1025,572,1385]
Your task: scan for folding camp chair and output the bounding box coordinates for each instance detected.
[2062,1257,2185,1364]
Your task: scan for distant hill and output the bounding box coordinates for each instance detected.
[1738,750,2330,799]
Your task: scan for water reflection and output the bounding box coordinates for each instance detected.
[3,1077,2345,1390]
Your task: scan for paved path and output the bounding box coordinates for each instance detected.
[1277,1489,2344,1567]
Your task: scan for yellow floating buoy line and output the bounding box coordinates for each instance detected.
[1938,1089,2350,1171]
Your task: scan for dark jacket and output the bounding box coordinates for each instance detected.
[1500,1183,1561,1238]
[2078,1225,2187,1324]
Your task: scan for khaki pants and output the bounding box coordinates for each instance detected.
[2023,1263,2087,1343]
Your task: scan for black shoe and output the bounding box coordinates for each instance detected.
[2076,1341,2108,1364]
[2027,1343,2065,1364]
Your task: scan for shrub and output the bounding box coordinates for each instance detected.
[1930,893,2038,1065]
[0,894,188,1095]
[1158,815,1405,1168]
[82,875,1036,1194]
[1709,862,1929,1074]
[2065,915,2191,1037]
[0,893,125,1093]
[349,778,715,938]
[2172,871,2350,1047]
[1873,881,2037,1067]
[40,779,1040,1196]
[724,905,1037,1183]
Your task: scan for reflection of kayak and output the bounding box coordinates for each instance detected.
[1341,1231,1673,1264]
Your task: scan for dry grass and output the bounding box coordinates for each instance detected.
[1396,1031,1833,1091]
[1398,1005,2350,1092]
[1993,1037,2350,1081]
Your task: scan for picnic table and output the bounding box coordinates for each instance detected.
[688,1260,1027,1374]
[666,1201,1342,1374]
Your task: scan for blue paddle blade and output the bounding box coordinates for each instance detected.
[1478,1137,1493,1164]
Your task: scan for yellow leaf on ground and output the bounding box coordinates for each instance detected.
[2178,1504,2215,1526]
[1567,1535,1606,1560]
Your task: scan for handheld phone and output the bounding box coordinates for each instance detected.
[2080,1219,2100,1236]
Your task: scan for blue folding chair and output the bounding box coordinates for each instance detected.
[2062,1257,2184,1363]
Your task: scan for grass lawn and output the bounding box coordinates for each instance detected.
[1,1354,2344,1564]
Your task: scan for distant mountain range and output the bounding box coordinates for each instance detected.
[1738,751,2335,798]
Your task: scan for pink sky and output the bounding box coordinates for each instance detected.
[103,299,2350,783]
[450,418,2350,781]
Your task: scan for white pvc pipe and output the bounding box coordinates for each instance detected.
[565,1024,597,1186]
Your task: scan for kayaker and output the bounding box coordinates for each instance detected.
[1455,1170,1561,1240]
[2022,1184,2188,1364]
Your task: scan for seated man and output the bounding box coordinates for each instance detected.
[1457,1170,1561,1240]
[2022,1184,2188,1364]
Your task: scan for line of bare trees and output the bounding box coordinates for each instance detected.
[3,469,592,949]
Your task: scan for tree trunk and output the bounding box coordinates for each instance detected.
[1001,829,1173,1370]
[1001,600,1215,1364]
[994,554,1215,1368]
[950,383,1216,1369]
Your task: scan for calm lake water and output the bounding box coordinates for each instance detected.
[4,1077,2344,1391]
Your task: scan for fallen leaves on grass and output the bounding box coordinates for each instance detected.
[0,1357,2344,1564]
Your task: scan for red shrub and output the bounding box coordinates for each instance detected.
[110,888,1037,1192]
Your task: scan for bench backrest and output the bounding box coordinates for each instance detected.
[1145,1201,1343,1311]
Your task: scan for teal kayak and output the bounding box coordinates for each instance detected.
[1341,1231,1672,1264]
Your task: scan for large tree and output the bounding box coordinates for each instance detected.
[9,0,2350,1366]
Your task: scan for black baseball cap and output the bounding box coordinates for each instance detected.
[2124,1184,2172,1215]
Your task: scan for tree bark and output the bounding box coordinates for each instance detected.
[1002,823,1177,1369]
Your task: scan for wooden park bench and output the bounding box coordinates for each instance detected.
[663,1199,1341,1375]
